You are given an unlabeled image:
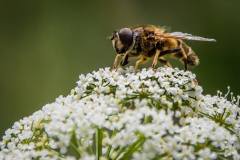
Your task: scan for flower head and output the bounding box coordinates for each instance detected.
[0,66,239,160]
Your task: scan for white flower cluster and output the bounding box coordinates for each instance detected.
[0,66,239,160]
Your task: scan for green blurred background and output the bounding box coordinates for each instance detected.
[0,1,240,137]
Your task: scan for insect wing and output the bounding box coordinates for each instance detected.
[161,32,216,42]
[162,26,171,33]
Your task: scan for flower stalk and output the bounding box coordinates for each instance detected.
[105,128,117,158]
[96,127,103,160]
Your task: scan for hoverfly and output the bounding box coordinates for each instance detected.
[109,25,216,71]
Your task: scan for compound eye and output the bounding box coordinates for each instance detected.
[118,28,133,48]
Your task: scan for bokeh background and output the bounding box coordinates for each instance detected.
[0,1,240,137]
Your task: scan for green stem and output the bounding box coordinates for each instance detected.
[70,141,81,158]
[120,135,145,160]
[35,132,45,140]
[220,108,226,120]
[225,127,235,135]
[88,145,94,155]
[45,146,66,158]
[198,112,214,120]
[105,128,117,158]
[122,138,145,159]
[151,152,168,160]
[72,131,80,148]
[113,146,128,160]
[143,116,152,124]
[96,127,103,160]
[217,155,228,160]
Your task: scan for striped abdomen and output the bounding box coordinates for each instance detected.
[173,40,199,66]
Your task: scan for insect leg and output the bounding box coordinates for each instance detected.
[112,54,122,70]
[121,54,130,66]
[159,48,181,57]
[158,48,188,71]
[135,58,148,70]
[115,52,130,71]
[151,50,161,71]
[158,57,172,68]
[180,48,188,71]
[111,54,123,72]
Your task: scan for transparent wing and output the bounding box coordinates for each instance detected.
[160,32,216,42]
[162,26,171,33]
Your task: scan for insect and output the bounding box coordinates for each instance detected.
[108,25,216,71]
